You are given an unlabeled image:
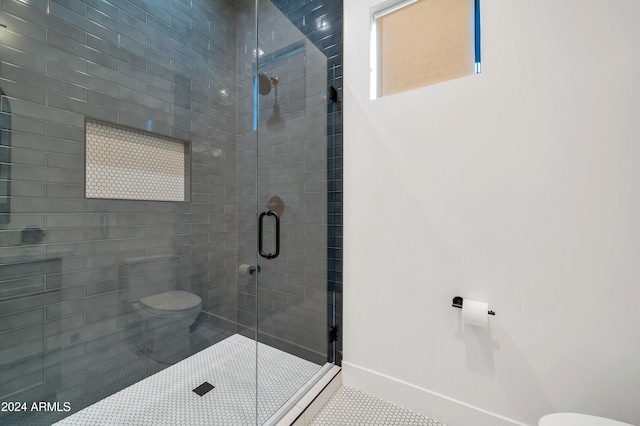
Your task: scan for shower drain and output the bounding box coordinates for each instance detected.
[192,382,215,396]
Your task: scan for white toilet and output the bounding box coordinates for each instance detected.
[133,290,202,364]
[540,413,635,426]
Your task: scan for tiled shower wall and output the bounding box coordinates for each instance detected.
[0,0,239,409]
[0,0,343,417]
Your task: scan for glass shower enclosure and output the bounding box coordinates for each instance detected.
[0,0,337,424]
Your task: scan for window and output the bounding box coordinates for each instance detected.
[371,0,481,98]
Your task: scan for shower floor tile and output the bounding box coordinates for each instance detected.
[54,334,321,426]
[309,385,447,426]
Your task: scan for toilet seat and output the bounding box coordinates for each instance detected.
[138,290,201,316]
[539,413,634,426]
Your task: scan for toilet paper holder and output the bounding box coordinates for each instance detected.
[452,296,495,315]
[238,264,261,276]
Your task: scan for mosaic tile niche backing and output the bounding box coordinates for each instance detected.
[85,119,190,202]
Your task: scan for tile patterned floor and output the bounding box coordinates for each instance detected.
[310,385,447,426]
[1,325,226,426]
[54,334,322,425]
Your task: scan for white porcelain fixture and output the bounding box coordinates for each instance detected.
[540,413,634,426]
[133,290,202,364]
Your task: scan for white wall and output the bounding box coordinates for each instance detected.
[343,1,640,425]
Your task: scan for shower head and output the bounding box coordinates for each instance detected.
[266,76,283,129]
[258,73,284,128]
[258,73,279,96]
[258,73,271,95]
[267,103,284,128]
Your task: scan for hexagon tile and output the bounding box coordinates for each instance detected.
[85,119,188,201]
[309,386,447,426]
[54,334,321,425]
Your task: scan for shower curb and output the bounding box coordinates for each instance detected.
[273,366,342,426]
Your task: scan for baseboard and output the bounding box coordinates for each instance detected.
[342,362,529,426]
[195,311,237,335]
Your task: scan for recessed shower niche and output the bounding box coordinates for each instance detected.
[85,119,191,202]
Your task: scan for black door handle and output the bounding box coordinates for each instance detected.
[258,209,280,259]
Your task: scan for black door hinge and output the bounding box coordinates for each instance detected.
[329,85,338,102]
[329,324,339,342]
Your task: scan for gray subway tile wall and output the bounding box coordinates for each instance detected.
[0,0,238,421]
[0,0,343,423]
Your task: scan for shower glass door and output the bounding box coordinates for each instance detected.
[250,0,333,423]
